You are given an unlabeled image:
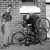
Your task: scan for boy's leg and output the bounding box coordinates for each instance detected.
[3,22,10,46]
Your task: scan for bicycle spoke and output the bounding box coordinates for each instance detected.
[36,18,50,33]
[12,31,25,44]
[13,37,19,40]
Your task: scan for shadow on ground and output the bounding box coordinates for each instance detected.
[0,40,50,50]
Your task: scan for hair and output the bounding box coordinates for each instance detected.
[7,4,12,8]
[23,14,30,20]
[23,15,27,20]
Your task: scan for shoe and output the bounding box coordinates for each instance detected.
[3,44,10,47]
[40,42,45,45]
[0,46,6,49]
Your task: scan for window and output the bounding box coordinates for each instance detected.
[22,0,37,4]
[19,6,41,14]
[22,0,33,2]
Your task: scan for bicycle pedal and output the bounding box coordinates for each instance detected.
[19,40,22,42]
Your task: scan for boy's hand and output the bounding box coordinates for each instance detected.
[24,28,26,30]
[3,19,5,22]
[27,24,31,26]
[1,19,5,25]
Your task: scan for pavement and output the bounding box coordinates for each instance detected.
[0,40,50,50]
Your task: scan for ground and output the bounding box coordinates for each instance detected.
[0,40,50,50]
[0,29,50,50]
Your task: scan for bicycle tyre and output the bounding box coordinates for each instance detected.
[11,31,25,45]
[38,28,47,42]
[36,18,50,33]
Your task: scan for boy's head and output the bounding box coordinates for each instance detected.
[23,14,30,20]
[7,4,12,12]
[26,14,30,19]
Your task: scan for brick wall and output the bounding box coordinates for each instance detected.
[0,0,22,33]
[0,0,46,43]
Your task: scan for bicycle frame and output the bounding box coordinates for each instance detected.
[18,26,32,42]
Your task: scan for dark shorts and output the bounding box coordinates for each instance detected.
[1,24,5,34]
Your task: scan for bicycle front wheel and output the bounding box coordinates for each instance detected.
[11,31,25,45]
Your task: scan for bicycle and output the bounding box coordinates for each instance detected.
[11,24,47,46]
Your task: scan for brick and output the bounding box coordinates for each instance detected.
[13,0,16,1]
[37,2,40,3]
[3,7,7,9]
[0,8,2,9]
[3,3,7,5]
[42,2,46,4]
[41,9,46,10]
[0,4,2,5]
[2,0,7,1]
[42,6,46,8]
[13,4,17,5]
[0,5,4,7]
[0,10,5,11]
[18,4,21,5]
[8,0,12,1]
[0,2,4,3]
[5,5,8,7]
[5,2,9,3]
[10,2,14,3]
[41,10,46,12]
[13,5,18,7]
[41,7,46,11]
[13,7,17,9]
[15,2,19,3]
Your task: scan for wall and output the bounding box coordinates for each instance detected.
[46,4,50,38]
[46,5,50,17]
[0,0,46,43]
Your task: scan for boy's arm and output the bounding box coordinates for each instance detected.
[27,24,31,26]
[2,12,6,19]
[1,12,6,22]
[22,20,27,27]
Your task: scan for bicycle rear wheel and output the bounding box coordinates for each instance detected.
[38,28,47,42]
[36,18,50,33]
[11,31,25,45]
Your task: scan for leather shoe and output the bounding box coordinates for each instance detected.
[3,44,10,47]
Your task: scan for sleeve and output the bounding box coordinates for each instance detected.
[1,12,6,22]
[2,12,6,19]
[22,15,27,27]
[22,20,27,27]
[10,15,12,21]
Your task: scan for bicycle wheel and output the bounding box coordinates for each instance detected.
[36,18,50,33]
[38,28,47,42]
[11,31,25,45]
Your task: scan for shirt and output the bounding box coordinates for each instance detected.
[23,14,39,27]
[26,14,39,25]
[2,12,12,22]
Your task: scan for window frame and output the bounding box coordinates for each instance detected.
[21,0,37,5]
